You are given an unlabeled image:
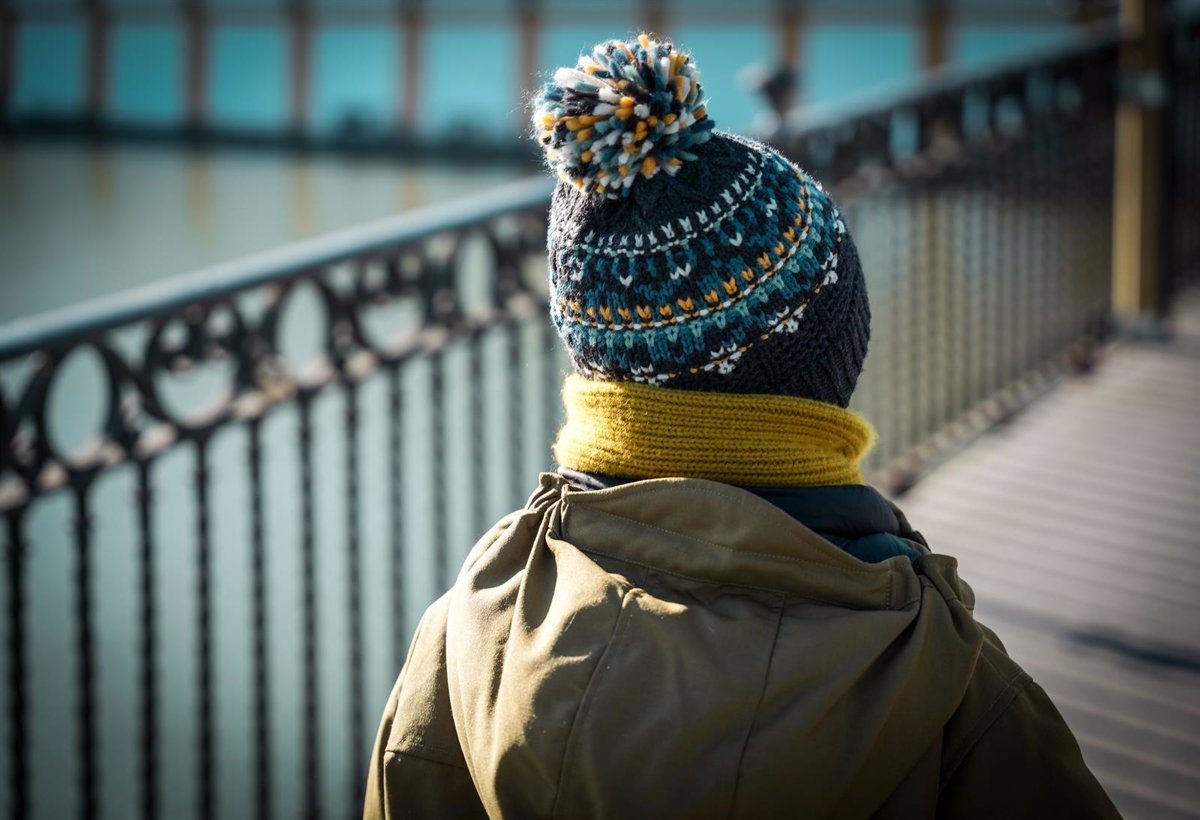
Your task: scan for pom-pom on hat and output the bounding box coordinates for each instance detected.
[532,34,716,198]
[533,34,871,409]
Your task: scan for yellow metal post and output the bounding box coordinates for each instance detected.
[517,0,541,130]
[400,1,424,139]
[920,0,951,72]
[776,0,806,110]
[85,0,110,122]
[289,0,312,135]
[1112,0,1166,322]
[644,0,667,38]
[184,0,208,131]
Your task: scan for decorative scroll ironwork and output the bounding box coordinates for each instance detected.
[0,183,552,820]
[1,19,1197,820]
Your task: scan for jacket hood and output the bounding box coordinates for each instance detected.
[443,473,985,819]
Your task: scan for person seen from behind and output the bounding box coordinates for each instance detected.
[364,34,1120,820]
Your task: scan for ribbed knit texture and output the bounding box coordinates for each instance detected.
[554,375,876,487]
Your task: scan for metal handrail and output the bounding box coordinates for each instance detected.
[0,22,1127,365]
[780,21,1125,135]
[0,174,553,362]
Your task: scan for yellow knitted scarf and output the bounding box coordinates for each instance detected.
[553,375,877,487]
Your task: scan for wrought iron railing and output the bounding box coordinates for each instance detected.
[1,17,1197,820]
[1169,11,1200,295]
[0,178,561,820]
[0,0,1102,150]
[780,29,1124,478]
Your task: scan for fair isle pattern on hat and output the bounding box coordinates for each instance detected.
[532,34,715,198]
[549,137,847,388]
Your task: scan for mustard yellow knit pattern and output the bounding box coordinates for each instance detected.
[553,375,877,487]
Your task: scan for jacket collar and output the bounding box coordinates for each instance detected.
[542,473,931,611]
[557,467,926,563]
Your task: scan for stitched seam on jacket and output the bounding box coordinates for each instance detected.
[917,563,970,610]
[580,544,912,610]
[382,611,430,755]
[386,745,471,771]
[939,653,1032,789]
[551,587,639,819]
[727,593,786,818]
[572,501,884,578]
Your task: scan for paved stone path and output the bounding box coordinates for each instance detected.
[899,291,1200,819]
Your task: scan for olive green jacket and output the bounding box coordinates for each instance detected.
[364,474,1119,819]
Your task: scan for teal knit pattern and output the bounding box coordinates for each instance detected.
[550,136,849,388]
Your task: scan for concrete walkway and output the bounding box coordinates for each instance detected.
[898,291,1200,819]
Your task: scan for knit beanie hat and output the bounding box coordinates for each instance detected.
[532,34,870,408]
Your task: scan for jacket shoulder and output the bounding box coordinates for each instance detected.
[937,625,1121,819]
[383,594,465,764]
[363,594,488,820]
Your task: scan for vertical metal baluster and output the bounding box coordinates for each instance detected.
[1079,119,1098,333]
[1073,118,1088,333]
[995,147,1011,392]
[890,185,902,458]
[386,363,406,671]
[73,482,99,820]
[136,458,159,820]
[1029,127,1046,361]
[246,420,271,820]
[1023,131,1037,369]
[1010,137,1026,378]
[1017,126,1034,376]
[1055,124,1069,351]
[1071,113,1086,336]
[430,353,448,594]
[296,397,320,820]
[897,183,913,455]
[1098,114,1117,330]
[1081,123,1096,333]
[5,510,28,820]
[979,146,994,398]
[1037,127,1057,361]
[1060,122,1074,348]
[929,180,943,438]
[954,169,971,422]
[904,184,921,452]
[951,174,967,425]
[507,325,525,511]
[932,179,951,434]
[342,381,365,815]
[880,189,898,464]
[969,159,986,408]
[941,175,959,427]
[1003,145,1021,387]
[885,187,904,464]
[992,146,1008,390]
[193,441,215,820]
[994,139,1012,388]
[470,334,487,539]
[918,179,933,431]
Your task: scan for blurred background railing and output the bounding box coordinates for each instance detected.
[1,3,1198,820]
[0,0,1126,151]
